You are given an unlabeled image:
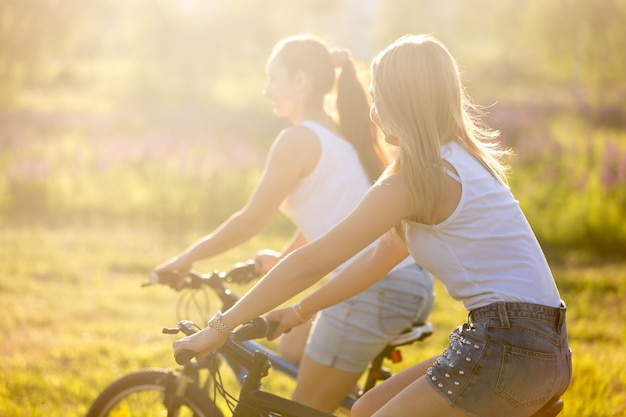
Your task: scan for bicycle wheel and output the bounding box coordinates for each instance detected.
[87,368,223,417]
[177,287,212,324]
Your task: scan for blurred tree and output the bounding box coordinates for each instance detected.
[2,0,624,116]
[373,0,626,100]
[529,0,626,90]
[0,0,74,107]
[0,0,128,109]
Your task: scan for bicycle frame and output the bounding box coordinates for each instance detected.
[176,321,358,409]
[172,317,563,417]
[91,262,562,417]
[227,340,299,383]
[233,350,334,417]
[86,314,561,417]
[203,319,336,417]
[152,263,429,410]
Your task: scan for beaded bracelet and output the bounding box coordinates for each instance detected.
[208,312,233,337]
[293,303,310,324]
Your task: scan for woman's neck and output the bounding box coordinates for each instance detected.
[292,108,334,128]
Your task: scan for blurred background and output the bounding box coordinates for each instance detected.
[1,1,625,415]
[2,0,625,258]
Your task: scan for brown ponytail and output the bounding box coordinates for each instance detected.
[335,58,389,182]
[273,35,389,183]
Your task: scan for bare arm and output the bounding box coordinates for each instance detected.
[255,231,308,274]
[172,172,413,358]
[224,175,412,324]
[265,234,410,336]
[299,235,408,316]
[155,126,319,274]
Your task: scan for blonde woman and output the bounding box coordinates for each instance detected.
[156,34,434,414]
[172,34,571,417]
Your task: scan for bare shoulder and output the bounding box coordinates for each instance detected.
[274,125,320,152]
[364,172,413,220]
[373,171,409,195]
[321,172,411,247]
[269,125,321,178]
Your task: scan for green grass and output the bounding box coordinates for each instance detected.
[2,6,625,412]
[1,92,625,415]
[0,224,624,416]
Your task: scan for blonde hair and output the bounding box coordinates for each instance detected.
[371,34,509,225]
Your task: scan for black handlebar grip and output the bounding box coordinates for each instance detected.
[232,317,279,342]
[174,318,281,364]
[153,270,181,287]
[225,260,260,284]
[175,349,196,365]
[266,318,279,334]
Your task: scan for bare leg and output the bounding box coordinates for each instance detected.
[278,317,363,413]
[278,321,312,365]
[372,376,471,417]
[292,354,363,414]
[352,355,471,417]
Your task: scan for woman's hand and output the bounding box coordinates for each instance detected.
[172,326,228,362]
[154,255,192,289]
[255,249,282,275]
[265,305,308,340]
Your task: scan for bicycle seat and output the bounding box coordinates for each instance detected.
[529,398,564,417]
[388,322,433,347]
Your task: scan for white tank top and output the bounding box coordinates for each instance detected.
[280,121,414,274]
[405,141,561,310]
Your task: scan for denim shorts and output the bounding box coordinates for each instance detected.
[427,301,572,417]
[305,263,434,373]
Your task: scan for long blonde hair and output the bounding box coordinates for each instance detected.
[371,34,509,225]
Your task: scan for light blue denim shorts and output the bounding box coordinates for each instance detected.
[305,263,434,373]
[427,301,572,417]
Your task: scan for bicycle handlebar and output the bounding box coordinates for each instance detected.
[145,260,261,311]
[174,348,199,366]
[171,317,279,365]
[141,259,261,289]
[222,260,260,283]
[145,259,260,288]
[232,317,279,342]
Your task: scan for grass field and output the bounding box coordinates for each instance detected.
[0,223,624,416]
[1,95,625,416]
[2,2,625,413]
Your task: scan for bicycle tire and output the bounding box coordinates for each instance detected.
[177,286,212,324]
[86,368,223,417]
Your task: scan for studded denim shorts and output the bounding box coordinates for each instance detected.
[305,263,434,373]
[427,301,572,417]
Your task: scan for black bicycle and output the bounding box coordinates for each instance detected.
[85,262,433,416]
[85,263,563,417]
[86,316,564,417]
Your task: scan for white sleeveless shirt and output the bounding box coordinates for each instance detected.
[405,141,561,310]
[280,121,414,274]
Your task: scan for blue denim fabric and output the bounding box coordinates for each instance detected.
[427,302,572,417]
[306,264,434,373]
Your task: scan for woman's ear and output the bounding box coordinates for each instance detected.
[292,69,310,92]
[384,134,400,146]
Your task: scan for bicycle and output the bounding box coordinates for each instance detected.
[86,261,434,416]
[86,316,564,417]
[173,319,565,417]
[85,263,564,417]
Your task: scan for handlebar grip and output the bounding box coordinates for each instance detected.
[175,349,197,365]
[232,317,279,342]
[173,318,280,364]
[149,270,180,286]
[225,260,260,284]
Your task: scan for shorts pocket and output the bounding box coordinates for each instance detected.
[377,290,421,335]
[496,345,557,407]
